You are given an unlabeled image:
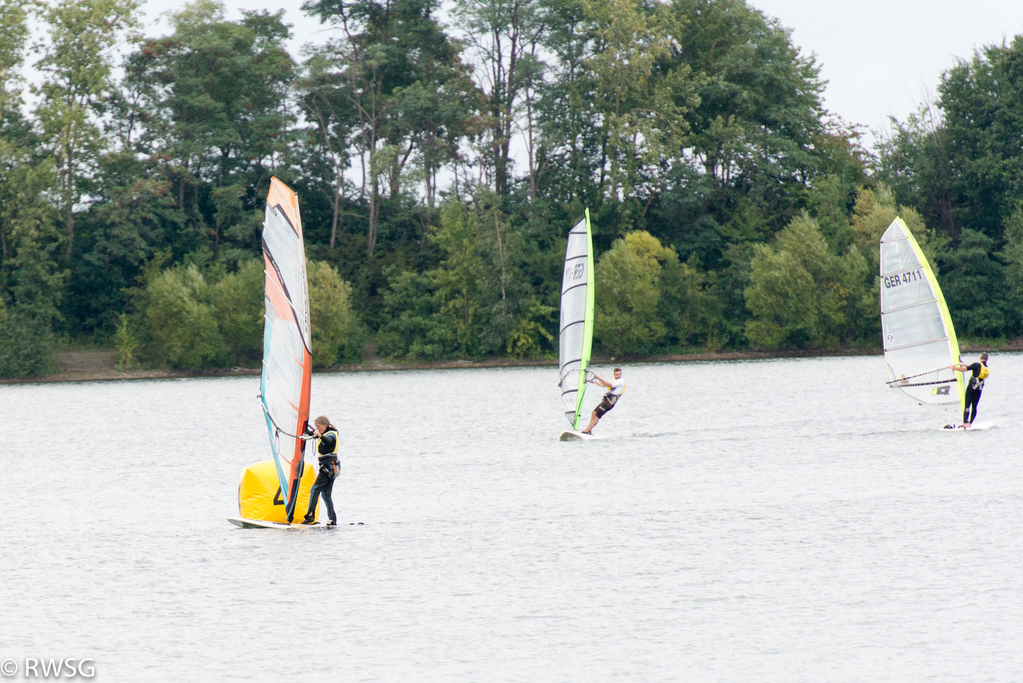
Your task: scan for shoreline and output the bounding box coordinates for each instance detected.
[1,342,1016,385]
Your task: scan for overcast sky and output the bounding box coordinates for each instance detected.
[140,0,1023,147]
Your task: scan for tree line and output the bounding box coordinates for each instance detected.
[1,0,1021,376]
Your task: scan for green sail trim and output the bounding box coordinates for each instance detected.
[572,209,595,430]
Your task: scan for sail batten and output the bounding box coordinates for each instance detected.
[558,210,595,430]
[879,217,964,413]
[260,178,312,518]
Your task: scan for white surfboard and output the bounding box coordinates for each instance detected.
[941,421,995,432]
[227,517,329,529]
[559,430,599,441]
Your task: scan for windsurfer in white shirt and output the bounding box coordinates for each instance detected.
[581,367,625,435]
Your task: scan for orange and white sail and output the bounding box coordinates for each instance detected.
[260,178,312,517]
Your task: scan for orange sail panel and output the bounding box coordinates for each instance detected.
[260,178,313,519]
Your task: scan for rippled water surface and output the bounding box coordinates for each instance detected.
[2,355,1022,682]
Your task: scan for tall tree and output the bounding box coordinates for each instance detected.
[934,38,1023,241]
[0,0,32,262]
[124,0,295,260]
[302,0,470,256]
[33,0,141,260]
[0,0,28,117]
[299,50,359,249]
[454,0,548,196]
[583,0,692,208]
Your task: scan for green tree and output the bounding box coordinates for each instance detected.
[1000,204,1023,330]
[745,212,863,349]
[657,253,722,350]
[376,268,453,360]
[33,0,141,260]
[584,0,692,206]
[430,200,485,355]
[850,185,930,274]
[0,0,28,117]
[934,38,1023,240]
[210,259,264,365]
[594,231,671,355]
[307,261,364,366]
[125,0,295,260]
[454,0,548,196]
[650,0,835,268]
[0,167,67,376]
[140,264,229,370]
[302,0,473,256]
[67,173,184,337]
[940,229,1010,339]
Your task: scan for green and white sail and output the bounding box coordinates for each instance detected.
[558,210,595,429]
[880,216,965,412]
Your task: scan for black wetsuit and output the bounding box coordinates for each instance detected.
[303,428,339,524]
[963,362,987,425]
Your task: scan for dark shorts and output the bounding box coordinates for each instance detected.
[595,399,616,418]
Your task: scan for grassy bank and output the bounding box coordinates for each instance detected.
[2,340,1018,385]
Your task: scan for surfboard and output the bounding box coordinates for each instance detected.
[941,421,995,431]
[227,517,332,529]
[559,430,599,441]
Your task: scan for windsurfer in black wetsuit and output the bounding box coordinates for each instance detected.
[952,352,989,428]
[301,416,340,526]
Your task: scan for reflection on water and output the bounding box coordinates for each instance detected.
[1,355,1021,681]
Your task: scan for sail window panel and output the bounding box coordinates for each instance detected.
[264,239,305,307]
[560,368,583,418]
[882,302,947,349]
[264,310,306,364]
[562,246,588,292]
[880,238,921,275]
[264,215,303,278]
[559,323,584,373]
[263,367,300,412]
[560,370,582,417]
[560,285,587,328]
[893,382,961,408]
[264,336,305,401]
[264,356,303,411]
[885,342,956,381]
[264,216,311,341]
[880,274,934,312]
[561,259,588,294]
[886,341,959,409]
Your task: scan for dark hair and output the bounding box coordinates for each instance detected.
[314,415,333,429]
[980,352,989,362]
[614,367,621,373]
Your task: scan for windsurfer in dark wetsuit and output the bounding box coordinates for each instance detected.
[301,415,340,526]
[952,352,989,428]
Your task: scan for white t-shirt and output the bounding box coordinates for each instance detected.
[608,377,626,397]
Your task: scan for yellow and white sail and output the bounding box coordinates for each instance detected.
[879,217,965,412]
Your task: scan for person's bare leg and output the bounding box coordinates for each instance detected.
[582,410,599,434]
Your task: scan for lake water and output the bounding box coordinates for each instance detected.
[1,355,1021,681]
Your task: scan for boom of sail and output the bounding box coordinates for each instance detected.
[558,210,595,430]
[879,216,964,412]
[260,178,313,517]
